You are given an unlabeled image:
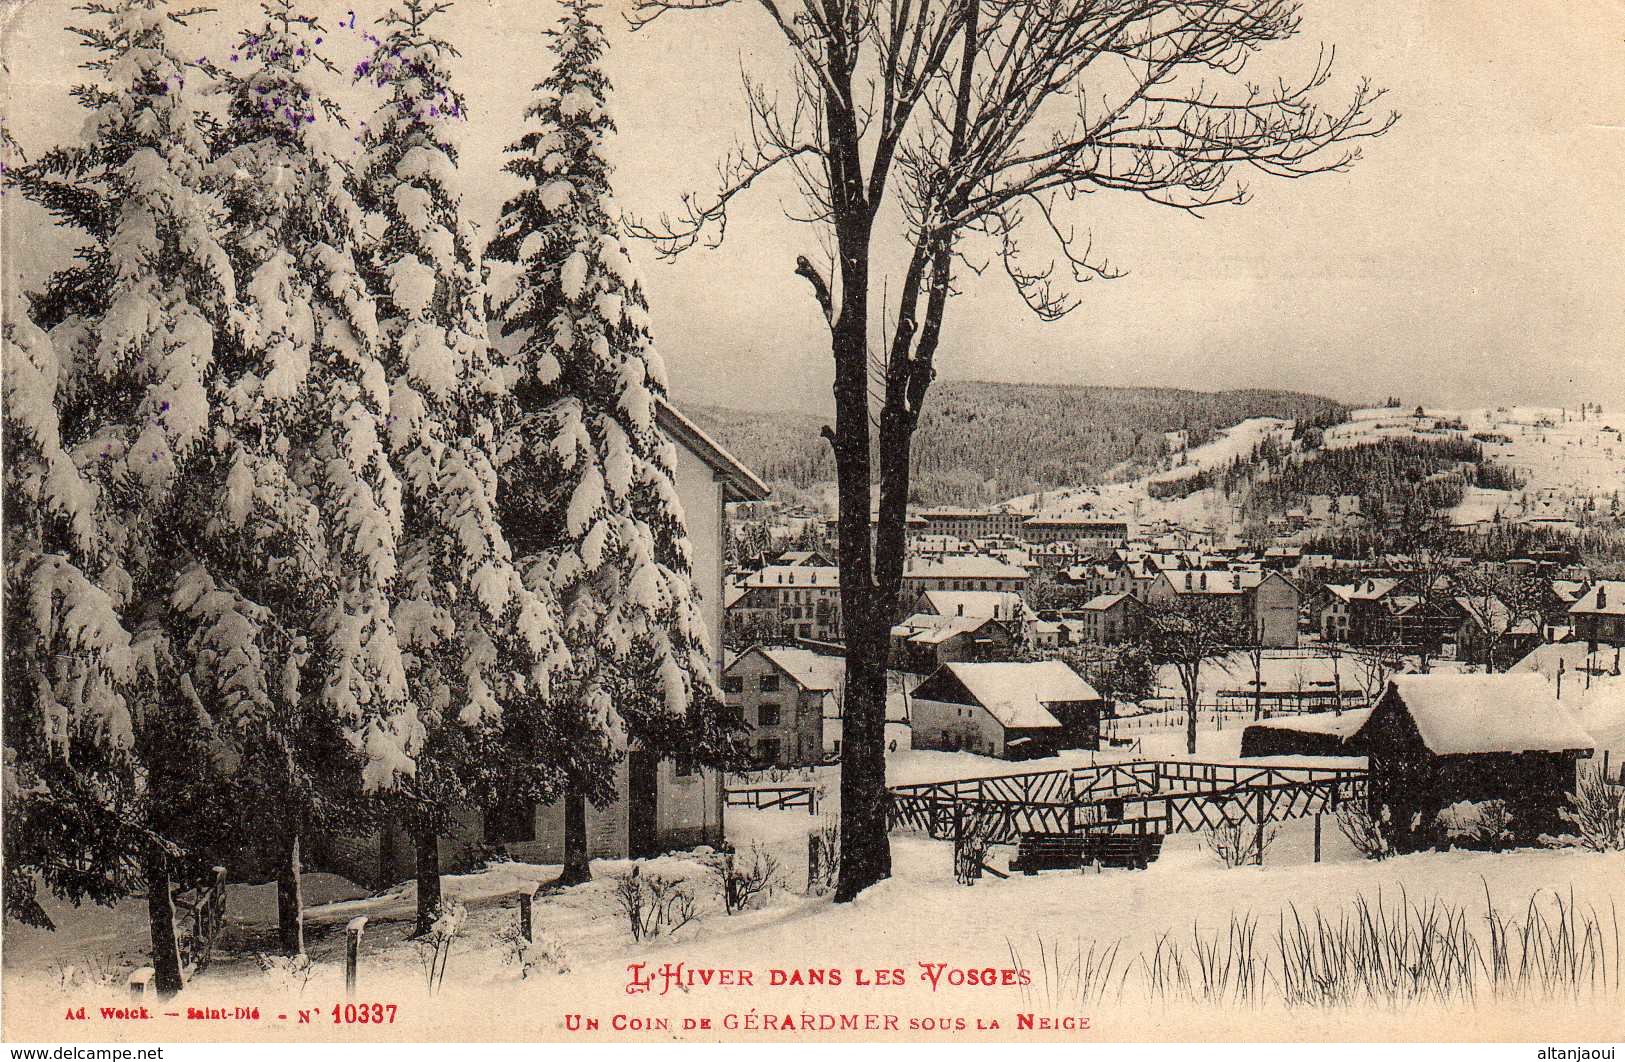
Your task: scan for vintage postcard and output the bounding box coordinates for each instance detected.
[0,0,1622,1048]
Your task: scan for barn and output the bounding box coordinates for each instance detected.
[1349,674,1595,848]
[909,660,1103,759]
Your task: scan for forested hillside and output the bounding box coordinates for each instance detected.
[682,381,1347,504]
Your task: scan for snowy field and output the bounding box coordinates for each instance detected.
[9,709,1623,1041]
[1001,404,1624,539]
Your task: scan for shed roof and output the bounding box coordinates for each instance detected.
[1359,674,1595,756]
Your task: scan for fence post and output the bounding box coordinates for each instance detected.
[1313,812,1322,863]
[516,891,533,943]
[1254,790,1265,866]
[345,916,368,998]
[128,968,154,1000]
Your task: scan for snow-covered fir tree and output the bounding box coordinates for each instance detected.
[352,0,569,935]
[486,0,734,885]
[3,0,248,995]
[204,0,417,954]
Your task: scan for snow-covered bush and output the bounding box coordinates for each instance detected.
[1205,822,1277,867]
[1335,801,1395,861]
[414,901,466,994]
[710,842,779,914]
[613,866,697,941]
[807,819,840,895]
[499,923,570,980]
[255,952,315,995]
[1434,799,1513,851]
[1555,767,1625,852]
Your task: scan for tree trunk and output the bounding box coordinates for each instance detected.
[411,817,442,938]
[835,629,892,902]
[558,787,591,885]
[1185,697,1198,756]
[142,841,185,998]
[276,829,304,956]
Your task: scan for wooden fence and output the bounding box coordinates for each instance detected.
[888,760,1367,846]
[725,785,820,814]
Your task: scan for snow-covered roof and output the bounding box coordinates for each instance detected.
[904,556,1029,580]
[654,399,770,502]
[1363,674,1595,756]
[1570,580,1625,617]
[751,646,845,691]
[924,660,1102,730]
[741,564,841,588]
[918,590,1026,621]
[1349,577,1402,601]
[1248,707,1373,739]
[1163,569,1264,595]
[1081,592,1134,611]
[1453,596,1539,635]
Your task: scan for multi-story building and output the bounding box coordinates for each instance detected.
[917,507,1026,539]
[722,646,841,765]
[1147,568,1300,647]
[1077,592,1148,645]
[1019,513,1131,550]
[727,564,844,643]
[1570,581,1625,647]
[902,555,1029,595]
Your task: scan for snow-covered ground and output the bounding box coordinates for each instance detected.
[1328,405,1625,514]
[1002,403,1624,538]
[10,703,1622,1042]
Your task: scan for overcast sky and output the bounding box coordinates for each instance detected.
[4,0,1622,415]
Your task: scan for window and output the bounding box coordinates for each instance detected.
[758,702,781,727]
[674,756,696,779]
[722,675,743,694]
[759,673,780,692]
[757,738,782,764]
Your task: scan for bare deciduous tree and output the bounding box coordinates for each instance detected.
[627,0,1396,900]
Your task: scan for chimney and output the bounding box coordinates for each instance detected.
[1233,573,1241,590]
[957,603,964,617]
[1184,573,1193,590]
[1600,586,1609,609]
[1200,573,1208,590]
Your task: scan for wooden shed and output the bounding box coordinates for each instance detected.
[1240,707,1373,758]
[1349,674,1595,848]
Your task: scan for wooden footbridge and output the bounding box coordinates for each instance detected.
[887,759,1367,852]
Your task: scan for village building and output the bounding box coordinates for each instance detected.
[909,661,1104,759]
[888,613,1015,673]
[911,589,1029,625]
[917,507,1026,539]
[1240,707,1372,758]
[1077,592,1148,645]
[722,646,841,766]
[902,555,1029,594]
[1452,594,1541,668]
[1315,584,1355,642]
[727,563,844,643]
[1019,513,1132,551]
[1349,674,1595,848]
[1147,568,1301,647]
[1569,580,1625,647]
